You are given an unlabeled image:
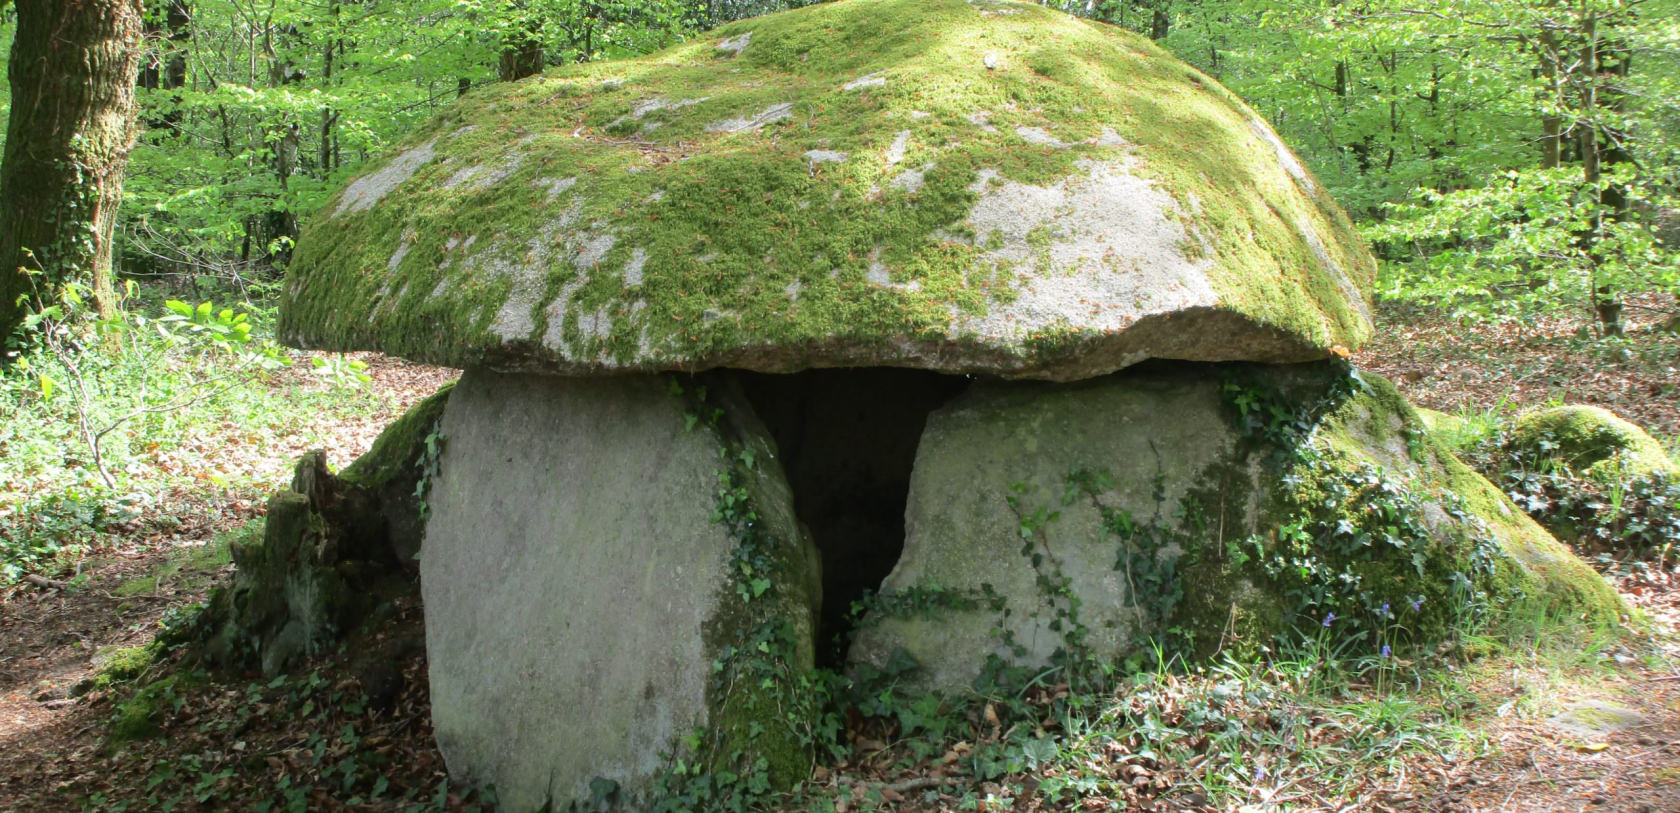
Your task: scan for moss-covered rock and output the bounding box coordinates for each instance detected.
[1416,407,1470,446]
[422,369,821,809]
[339,380,454,567]
[1509,405,1677,483]
[282,0,1373,381]
[848,363,1621,691]
[107,673,201,745]
[197,386,452,674]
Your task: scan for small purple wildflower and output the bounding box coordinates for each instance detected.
[1322,612,1336,627]
[1381,644,1392,658]
[1254,764,1266,783]
[1410,597,1424,612]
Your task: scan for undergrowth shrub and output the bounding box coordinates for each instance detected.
[1450,412,1680,558]
[0,283,369,585]
[1506,471,1680,557]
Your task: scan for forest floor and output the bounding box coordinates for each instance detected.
[0,299,1676,812]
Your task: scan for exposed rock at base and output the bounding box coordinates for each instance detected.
[337,380,456,569]
[422,369,821,810]
[197,384,453,675]
[1508,405,1678,483]
[280,0,1373,381]
[849,364,1621,692]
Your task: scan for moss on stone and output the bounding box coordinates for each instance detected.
[339,380,455,490]
[855,363,1620,689]
[282,0,1373,379]
[685,375,822,792]
[1434,441,1624,622]
[1183,367,1619,654]
[1169,459,1286,660]
[1509,405,1678,483]
[108,673,202,745]
[91,642,162,691]
[1291,375,1621,635]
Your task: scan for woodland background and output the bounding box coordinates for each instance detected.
[0,1,1678,810]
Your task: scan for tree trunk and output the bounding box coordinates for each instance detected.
[498,28,545,82]
[1537,31,1563,169]
[1150,3,1170,41]
[139,0,189,132]
[0,0,147,344]
[1575,13,1633,338]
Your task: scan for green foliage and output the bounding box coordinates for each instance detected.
[0,0,1669,329]
[0,286,377,586]
[1506,469,1680,556]
[1053,0,1680,327]
[1450,405,1680,555]
[1217,367,1530,657]
[1367,167,1679,322]
[645,376,828,812]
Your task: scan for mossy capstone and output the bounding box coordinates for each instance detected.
[281,0,1373,381]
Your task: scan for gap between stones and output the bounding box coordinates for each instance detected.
[733,368,970,669]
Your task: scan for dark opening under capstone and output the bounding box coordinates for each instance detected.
[734,368,970,667]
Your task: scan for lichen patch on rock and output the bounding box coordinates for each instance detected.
[283,0,1376,380]
[332,141,436,216]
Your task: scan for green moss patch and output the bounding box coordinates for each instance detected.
[91,642,165,693]
[1509,405,1678,483]
[108,672,204,746]
[338,380,454,490]
[282,0,1373,378]
[1195,367,1622,655]
[113,530,237,599]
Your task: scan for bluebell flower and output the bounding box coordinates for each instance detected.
[1322,612,1336,627]
[1410,597,1424,612]
[1381,644,1392,658]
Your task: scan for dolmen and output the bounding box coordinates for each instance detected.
[277,0,1622,807]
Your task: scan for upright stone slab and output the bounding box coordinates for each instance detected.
[850,364,1622,691]
[423,369,821,810]
[848,369,1251,688]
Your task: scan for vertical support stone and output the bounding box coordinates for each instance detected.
[422,369,819,810]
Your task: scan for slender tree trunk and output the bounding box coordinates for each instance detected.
[1574,12,1634,338]
[162,1,190,131]
[1149,2,1170,41]
[319,1,340,174]
[1537,31,1563,169]
[0,0,147,344]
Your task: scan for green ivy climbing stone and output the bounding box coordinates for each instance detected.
[849,363,1622,691]
[421,369,821,810]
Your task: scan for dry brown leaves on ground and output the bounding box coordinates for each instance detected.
[1356,294,1680,439]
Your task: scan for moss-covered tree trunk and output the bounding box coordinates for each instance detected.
[0,0,146,344]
